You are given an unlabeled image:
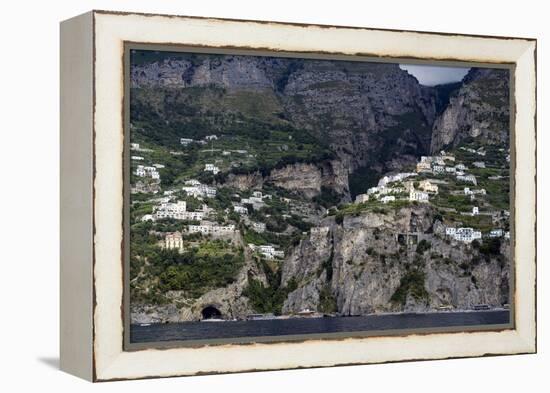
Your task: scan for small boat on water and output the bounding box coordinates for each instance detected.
[139,323,152,327]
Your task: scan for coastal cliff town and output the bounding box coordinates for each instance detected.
[129,51,511,323]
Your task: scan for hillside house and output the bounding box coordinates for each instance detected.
[131,156,144,161]
[472,206,479,216]
[130,143,140,150]
[249,244,285,260]
[489,229,504,238]
[455,163,467,171]
[205,134,218,141]
[419,180,438,194]
[180,138,194,146]
[457,174,477,185]
[409,190,429,202]
[453,227,482,243]
[204,163,220,175]
[233,205,248,215]
[416,161,432,173]
[432,165,445,174]
[380,195,395,204]
[188,222,236,235]
[251,222,266,233]
[473,161,486,168]
[445,167,456,173]
[164,232,183,250]
[154,200,205,221]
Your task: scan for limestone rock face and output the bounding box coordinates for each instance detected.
[281,206,510,315]
[430,68,510,153]
[224,171,264,191]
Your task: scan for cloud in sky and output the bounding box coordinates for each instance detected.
[399,64,470,86]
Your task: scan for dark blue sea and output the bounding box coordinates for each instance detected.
[130,310,510,344]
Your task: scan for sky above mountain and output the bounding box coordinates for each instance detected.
[399,64,470,86]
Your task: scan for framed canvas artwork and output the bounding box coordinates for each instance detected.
[60,10,537,381]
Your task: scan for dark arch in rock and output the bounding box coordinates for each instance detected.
[201,305,222,320]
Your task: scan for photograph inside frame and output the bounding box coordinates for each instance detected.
[126,46,513,345]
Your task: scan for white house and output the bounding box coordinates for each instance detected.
[248,244,285,260]
[380,195,395,204]
[188,222,236,235]
[472,206,479,215]
[445,227,457,236]
[136,165,160,179]
[455,163,467,171]
[234,205,248,215]
[154,200,206,221]
[251,222,266,233]
[453,227,482,243]
[204,163,220,175]
[130,143,140,150]
[180,138,194,146]
[140,214,154,222]
[457,174,477,185]
[473,161,486,168]
[164,232,183,250]
[409,190,429,202]
[489,229,504,238]
[419,180,438,194]
[445,166,456,173]
[432,165,445,174]
[184,179,201,186]
[205,134,218,141]
[136,166,146,177]
[131,156,144,161]
[416,161,432,173]
[153,163,165,169]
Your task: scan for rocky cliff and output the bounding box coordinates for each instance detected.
[131,54,441,197]
[281,206,509,315]
[430,68,510,153]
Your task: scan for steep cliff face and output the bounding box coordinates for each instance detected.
[430,68,510,153]
[281,62,437,173]
[268,160,350,199]
[281,206,509,315]
[131,54,440,197]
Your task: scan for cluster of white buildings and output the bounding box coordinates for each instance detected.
[182,179,217,199]
[356,178,437,205]
[187,221,236,235]
[153,200,208,221]
[415,152,478,185]
[135,165,160,180]
[248,244,285,260]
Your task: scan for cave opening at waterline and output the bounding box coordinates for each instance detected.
[201,306,222,320]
